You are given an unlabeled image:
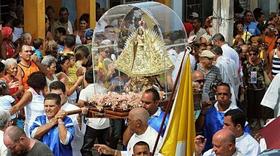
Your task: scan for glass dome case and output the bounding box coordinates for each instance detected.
[91,1,187,96]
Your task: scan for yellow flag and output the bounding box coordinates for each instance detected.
[160,54,195,156]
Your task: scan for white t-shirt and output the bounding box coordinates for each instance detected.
[261,73,280,117]
[236,133,260,156]
[172,52,196,83]
[24,88,45,138]
[0,95,15,119]
[221,44,240,72]
[79,83,110,129]
[215,56,240,97]
[61,102,84,156]
[0,130,7,156]
[121,126,163,156]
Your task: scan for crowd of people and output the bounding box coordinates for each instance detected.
[0,1,280,156]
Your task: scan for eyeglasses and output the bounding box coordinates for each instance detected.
[194,79,205,84]
[276,42,280,44]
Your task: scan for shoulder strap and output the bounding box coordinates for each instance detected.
[17,64,25,78]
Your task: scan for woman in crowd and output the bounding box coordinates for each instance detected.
[74,14,90,44]
[9,71,47,137]
[243,47,272,128]
[2,58,23,100]
[41,56,58,88]
[56,54,83,104]
[270,37,280,78]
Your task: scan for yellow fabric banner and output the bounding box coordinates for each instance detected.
[160,54,195,156]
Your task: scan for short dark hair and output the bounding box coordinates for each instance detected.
[85,69,98,84]
[33,38,43,49]
[75,45,90,61]
[49,81,66,93]
[244,10,252,17]
[216,82,231,91]
[55,27,67,35]
[211,45,223,55]
[133,141,150,151]
[249,46,260,54]
[44,93,61,106]
[27,71,46,90]
[144,88,160,101]
[192,17,201,23]
[59,7,69,14]
[64,34,76,48]
[212,33,225,42]
[224,109,246,129]
[0,61,5,73]
[79,13,89,24]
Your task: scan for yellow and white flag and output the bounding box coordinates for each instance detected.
[160,54,195,156]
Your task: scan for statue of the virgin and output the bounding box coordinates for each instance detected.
[115,21,174,77]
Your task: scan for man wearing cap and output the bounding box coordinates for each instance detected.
[197,50,222,104]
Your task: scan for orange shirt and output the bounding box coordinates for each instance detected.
[18,61,39,90]
[264,36,277,55]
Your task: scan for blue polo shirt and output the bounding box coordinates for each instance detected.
[148,107,169,136]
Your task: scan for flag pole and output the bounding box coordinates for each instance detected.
[152,48,189,155]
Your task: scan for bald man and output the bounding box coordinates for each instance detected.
[194,129,243,156]
[94,108,163,156]
[192,70,206,121]
[3,126,53,156]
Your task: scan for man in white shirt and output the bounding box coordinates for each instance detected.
[78,69,110,156]
[49,81,84,156]
[211,45,240,104]
[261,73,280,117]
[94,108,163,156]
[189,17,207,43]
[212,33,240,72]
[52,7,73,34]
[194,129,243,156]
[223,109,260,156]
[0,110,11,156]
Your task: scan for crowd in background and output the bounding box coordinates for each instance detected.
[0,0,280,156]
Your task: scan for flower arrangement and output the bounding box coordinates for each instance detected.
[89,92,143,111]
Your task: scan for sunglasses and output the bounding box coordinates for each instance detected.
[194,79,205,83]
[24,50,33,52]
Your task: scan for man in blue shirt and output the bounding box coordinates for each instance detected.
[141,88,169,135]
[30,93,75,156]
[244,10,261,36]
